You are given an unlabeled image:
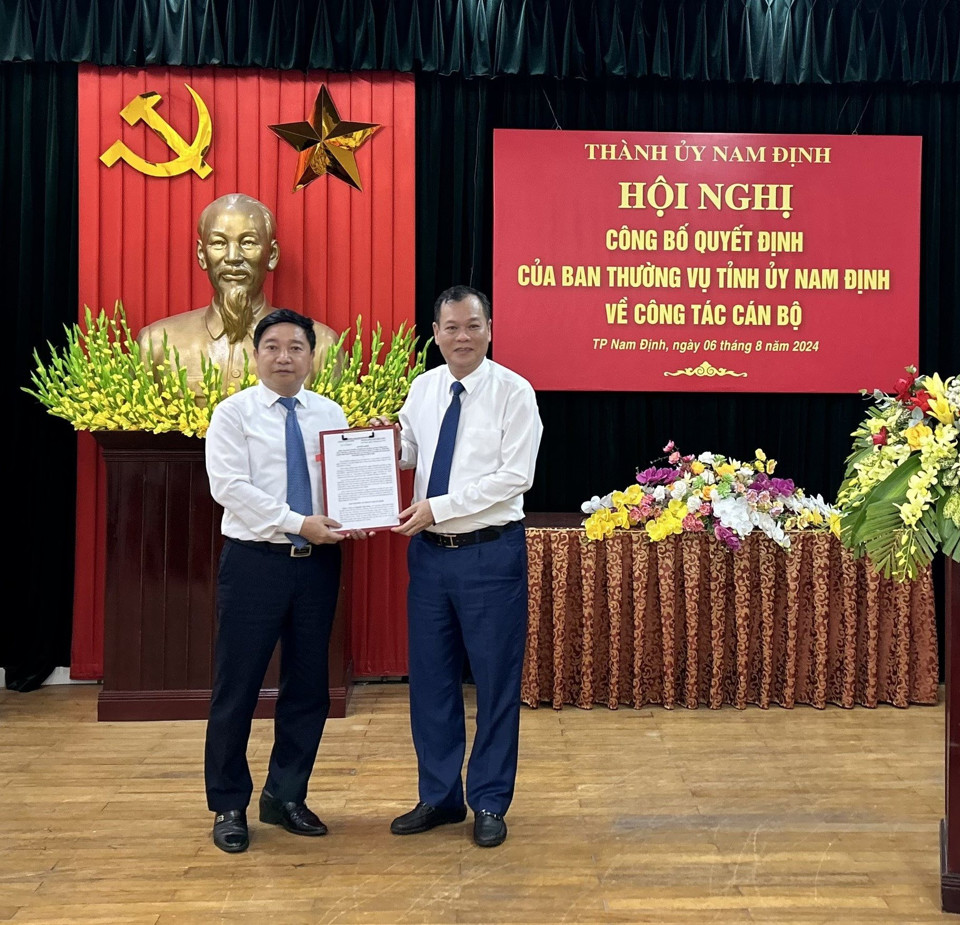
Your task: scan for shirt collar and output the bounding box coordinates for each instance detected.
[256,381,309,407]
[443,357,489,395]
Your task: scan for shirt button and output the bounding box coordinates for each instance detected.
[231,369,241,378]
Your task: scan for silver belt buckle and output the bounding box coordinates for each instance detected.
[438,534,458,548]
[291,544,312,558]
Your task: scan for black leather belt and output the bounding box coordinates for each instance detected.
[421,521,522,549]
[227,537,313,558]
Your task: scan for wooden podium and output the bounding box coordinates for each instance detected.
[942,555,960,912]
[94,432,353,722]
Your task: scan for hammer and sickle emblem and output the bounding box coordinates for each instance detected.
[100,84,213,179]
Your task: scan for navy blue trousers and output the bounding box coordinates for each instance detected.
[204,540,341,813]
[406,523,528,816]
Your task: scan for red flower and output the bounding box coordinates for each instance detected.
[908,390,931,413]
[894,373,916,401]
[872,427,888,446]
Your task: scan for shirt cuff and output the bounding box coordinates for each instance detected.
[428,496,454,526]
[281,512,306,536]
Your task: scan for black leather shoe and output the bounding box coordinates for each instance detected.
[390,801,467,835]
[212,809,249,853]
[259,790,328,836]
[473,810,507,847]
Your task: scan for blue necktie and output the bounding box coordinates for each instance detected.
[279,396,312,547]
[426,381,465,498]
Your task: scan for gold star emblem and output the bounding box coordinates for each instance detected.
[268,85,381,192]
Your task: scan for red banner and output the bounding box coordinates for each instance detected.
[74,66,416,678]
[493,131,921,392]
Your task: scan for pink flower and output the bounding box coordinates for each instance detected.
[637,466,680,485]
[750,473,795,497]
[714,524,741,550]
[628,506,643,524]
[668,452,681,464]
[682,514,705,532]
[662,440,676,452]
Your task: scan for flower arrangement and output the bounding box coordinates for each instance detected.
[581,441,840,549]
[24,302,429,438]
[312,316,428,426]
[836,367,959,581]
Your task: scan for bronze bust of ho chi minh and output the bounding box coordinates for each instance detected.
[136,193,339,398]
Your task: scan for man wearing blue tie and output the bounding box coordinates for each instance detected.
[203,309,366,854]
[389,285,543,848]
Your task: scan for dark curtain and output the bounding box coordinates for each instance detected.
[416,74,960,509]
[2,0,957,84]
[4,0,958,678]
[5,62,78,688]
[415,73,959,676]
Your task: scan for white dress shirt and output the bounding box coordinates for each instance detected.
[205,381,348,542]
[398,358,543,533]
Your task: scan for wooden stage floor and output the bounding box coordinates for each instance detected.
[0,682,952,924]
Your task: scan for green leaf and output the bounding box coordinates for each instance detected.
[839,454,923,550]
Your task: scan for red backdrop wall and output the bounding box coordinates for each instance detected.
[73,66,416,679]
[493,129,921,393]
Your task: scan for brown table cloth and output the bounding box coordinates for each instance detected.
[521,529,938,710]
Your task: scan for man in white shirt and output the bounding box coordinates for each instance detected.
[388,285,543,848]
[204,309,364,854]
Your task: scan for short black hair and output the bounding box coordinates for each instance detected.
[433,285,492,323]
[253,309,317,350]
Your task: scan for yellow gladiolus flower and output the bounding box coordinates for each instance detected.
[755,448,767,461]
[690,461,705,475]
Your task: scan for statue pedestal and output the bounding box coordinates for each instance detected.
[942,554,960,912]
[93,432,353,721]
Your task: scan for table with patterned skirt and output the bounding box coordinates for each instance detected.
[521,521,938,711]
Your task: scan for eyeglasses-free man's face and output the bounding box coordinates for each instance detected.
[253,323,315,397]
[433,296,492,380]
